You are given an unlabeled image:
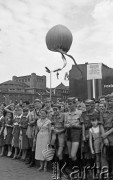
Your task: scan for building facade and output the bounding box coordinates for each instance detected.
[0,73,46,104]
[0,72,69,104]
[53,83,69,102]
[12,73,46,91]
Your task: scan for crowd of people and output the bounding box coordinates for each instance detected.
[0,95,113,180]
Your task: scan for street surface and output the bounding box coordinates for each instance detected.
[0,157,52,180]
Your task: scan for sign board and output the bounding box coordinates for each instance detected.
[87,63,102,80]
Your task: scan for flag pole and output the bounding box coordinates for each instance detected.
[92,79,96,99]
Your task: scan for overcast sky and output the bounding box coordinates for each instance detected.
[0,0,113,88]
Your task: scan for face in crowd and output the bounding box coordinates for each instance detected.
[91,118,98,127]
[99,103,106,112]
[10,104,15,111]
[99,97,106,104]
[16,108,23,116]
[86,104,91,112]
[68,102,76,112]
[29,104,34,112]
[76,104,83,111]
[45,99,51,109]
[60,105,65,112]
[34,100,42,110]
[23,109,29,117]
[94,102,99,111]
[53,107,60,116]
[40,110,47,119]
[0,103,6,110]
[6,112,13,119]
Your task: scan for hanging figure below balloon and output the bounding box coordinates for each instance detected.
[56,71,59,79]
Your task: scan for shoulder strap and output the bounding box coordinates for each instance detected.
[90,127,94,133]
[99,125,102,136]
[39,119,48,131]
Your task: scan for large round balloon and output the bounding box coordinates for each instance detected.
[45,24,82,79]
[46,24,73,53]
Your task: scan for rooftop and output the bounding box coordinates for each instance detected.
[0,80,29,87]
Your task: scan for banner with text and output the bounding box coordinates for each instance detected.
[87,63,102,80]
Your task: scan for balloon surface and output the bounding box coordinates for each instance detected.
[45,25,82,79]
[46,24,73,53]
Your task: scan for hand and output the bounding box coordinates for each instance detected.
[91,150,95,154]
[51,126,54,130]
[104,138,109,146]
[65,124,70,128]
[83,137,86,142]
[86,134,89,140]
[101,133,107,139]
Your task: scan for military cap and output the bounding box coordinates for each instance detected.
[23,107,29,112]
[53,104,61,109]
[85,99,94,105]
[67,97,76,102]
[34,99,41,103]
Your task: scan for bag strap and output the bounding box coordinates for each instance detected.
[38,119,48,132]
[91,125,101,140]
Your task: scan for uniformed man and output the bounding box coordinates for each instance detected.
[51,104,65,180]
[81,99,95,167]
[101,101,113,176]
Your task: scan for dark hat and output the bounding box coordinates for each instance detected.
[67,97,76,102]
[29,104,34,110]
[45,98,51,102]
[53,104,61,109]
[29,103,34,108]
[90,111,99,120]
[90,116,97,121]
[23,108,29,112]
[85,99,94,105]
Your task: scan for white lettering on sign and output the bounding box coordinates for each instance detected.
[104,84,113,88]
[87,63,102,80]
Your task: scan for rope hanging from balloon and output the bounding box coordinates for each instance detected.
[45,24,83,79]
[55,49,83,78]
[52,49,83,79]
[53,54,67,72]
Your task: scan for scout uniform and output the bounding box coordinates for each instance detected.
[81,100,95,164]
[101,106,113,169]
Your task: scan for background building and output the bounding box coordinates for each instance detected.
[69,63,113,100]
[0,73,46,104]
[53,83,69,102]
[0,80,29,93]
[12,73,46,93]
[0,73,69,104]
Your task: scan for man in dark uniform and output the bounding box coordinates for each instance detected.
[81,99,95,167]
[51,104,65,180]
[101,100,113,176]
